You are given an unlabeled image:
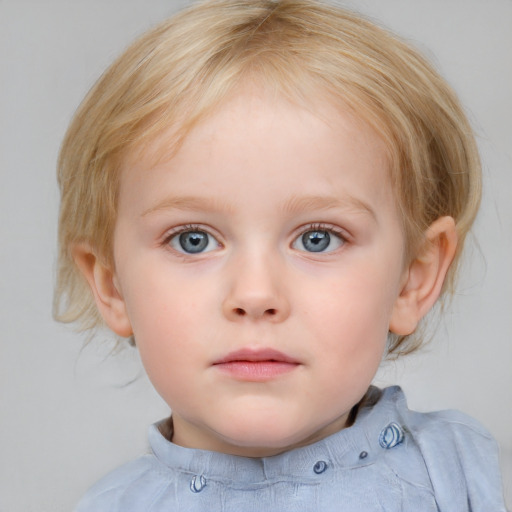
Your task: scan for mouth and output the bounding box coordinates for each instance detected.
[212,348,300,382]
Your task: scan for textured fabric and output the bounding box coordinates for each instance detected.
[75,386,507,511]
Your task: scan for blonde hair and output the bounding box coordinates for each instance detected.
[55,0,481,355]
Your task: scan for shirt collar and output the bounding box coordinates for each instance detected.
[148,386,406,485]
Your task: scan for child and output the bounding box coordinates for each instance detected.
[55,0,507,510]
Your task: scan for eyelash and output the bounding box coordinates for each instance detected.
[163,224,208,241]
[303,223,348,241]
[162,223,219,248]
[162,223,349,255]
[293,223,348,253]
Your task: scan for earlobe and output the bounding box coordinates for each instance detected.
[72,244,133,337]
[390,216,458,335]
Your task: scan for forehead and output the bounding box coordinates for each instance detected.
[118,87,395,220]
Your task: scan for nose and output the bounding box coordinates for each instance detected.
[222,251,290,323]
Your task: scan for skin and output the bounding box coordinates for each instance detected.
[77,87,457,457]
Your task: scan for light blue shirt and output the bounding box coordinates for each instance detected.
[75,386,507,511]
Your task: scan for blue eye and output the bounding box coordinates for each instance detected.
[169,229,218,254]
[293,228,345,253]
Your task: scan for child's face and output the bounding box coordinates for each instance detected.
[111,88,408,457]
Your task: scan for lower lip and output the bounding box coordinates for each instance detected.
[214,361,299,381]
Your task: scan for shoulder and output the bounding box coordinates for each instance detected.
[379,386,507,511]
[74,455,173,512]
[378,385,494,442]
[395,391,494,444]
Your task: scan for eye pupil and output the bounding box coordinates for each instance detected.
[302,230,330,252]
[179,231,208,253]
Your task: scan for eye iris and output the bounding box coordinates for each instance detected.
[302,230,330,252]
[179,231,208,253]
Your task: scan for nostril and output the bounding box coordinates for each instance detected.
[233,307,276,317]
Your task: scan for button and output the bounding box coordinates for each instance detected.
[359,451,368,459]
[190,475,207,493]
[313,460,328,474]
[378,422,404,449]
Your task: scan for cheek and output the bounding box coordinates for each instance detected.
[123,264,216,333]
[302,269,396,359]
[135,323,202,408]
[310,295,388,400]
[315,277,394,328]
[121,276,210,396]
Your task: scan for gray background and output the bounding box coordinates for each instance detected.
[0,0,511,510]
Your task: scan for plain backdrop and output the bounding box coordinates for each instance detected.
[0,0,511,510]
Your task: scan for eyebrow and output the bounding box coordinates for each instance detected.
[141,196,236,217]
[141,193,376,220]
[282,194,376,221]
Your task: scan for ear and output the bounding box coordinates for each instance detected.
[72,244,133,337]
[390,216,458,336]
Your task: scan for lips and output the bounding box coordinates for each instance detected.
[212,348,300,381]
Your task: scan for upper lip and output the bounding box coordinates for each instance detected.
[213,348,299,365]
